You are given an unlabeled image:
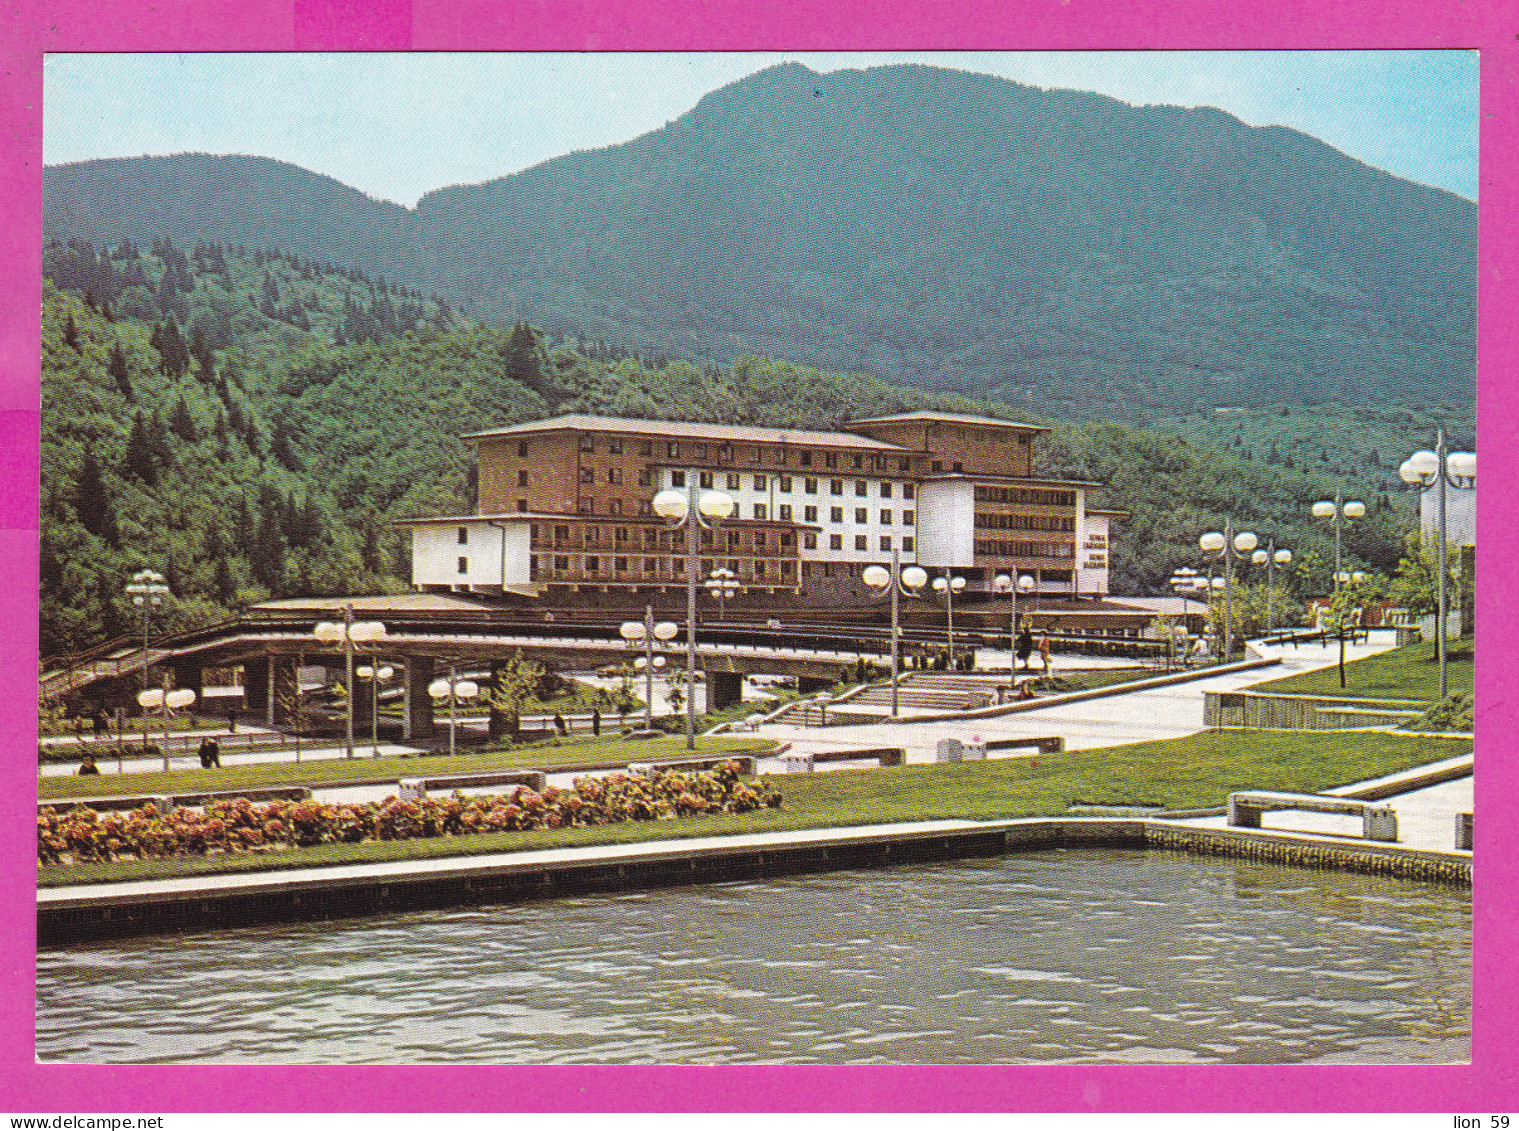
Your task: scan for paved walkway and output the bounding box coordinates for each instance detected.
[752,632,1400,768]
[1185,768,1473,853]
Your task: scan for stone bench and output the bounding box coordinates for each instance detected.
[1227,790,1399,842]
[399,770,547,800]
[812,747,904,767]
[774,748,902,773]
[986,735,1065,754]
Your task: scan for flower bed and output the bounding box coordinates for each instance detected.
[38,761,779,866]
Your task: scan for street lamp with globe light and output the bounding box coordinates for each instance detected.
[705,567,742,621]
[931,572,968,667]
[993,572,1036,680]
[125,568,169,752]
[652,475,736,750]
[1311,492,1366,594]
[354,662,395,756]
[863,554,929,717]
[620,611,680,730]
[1400,432,1476,700]
[136,685,196,772]
[1248,542,1294,634]
[428,668,479,757]
[313,607,386,758]
[1200,524,1259,660]
[1167,567,1200,671]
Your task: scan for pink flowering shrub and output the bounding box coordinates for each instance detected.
[38,761,781,866]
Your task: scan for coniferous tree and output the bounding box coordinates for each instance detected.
[169,395,198,443]
[156,316,190,379]
[148,411,174,471]
[63,315,79,351]
[270,417,302,471]
[123,412,157,486]
[214,556,237,604]
[107,343,133,400]
[74,450,116,542]
[189,324,215,379]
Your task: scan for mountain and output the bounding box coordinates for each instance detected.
[43,62,1477,422]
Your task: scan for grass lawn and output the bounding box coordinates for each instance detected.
[1249,639,1473,702]
[38,735,773,804]
[38,729,1468,888]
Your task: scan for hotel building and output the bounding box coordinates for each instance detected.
[400,412,1120,605]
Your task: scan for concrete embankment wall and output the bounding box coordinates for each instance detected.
[38,815,1469,947]
[1204,690,1426,729]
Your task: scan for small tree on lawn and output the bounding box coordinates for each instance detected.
[485,651,543,740]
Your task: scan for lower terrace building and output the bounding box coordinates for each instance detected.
[400,412,1123,607]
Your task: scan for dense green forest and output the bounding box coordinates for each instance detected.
[44,62,1475,426]
[40,239,1416,660]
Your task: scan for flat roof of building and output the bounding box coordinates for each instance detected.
[464,414,907,451]
[922,472,1105,489]
[391,513,565,525]
[844,411,1050,432]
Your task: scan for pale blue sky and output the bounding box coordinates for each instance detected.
[43,51,1478,207]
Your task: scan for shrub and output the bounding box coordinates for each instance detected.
[38,761,778,866]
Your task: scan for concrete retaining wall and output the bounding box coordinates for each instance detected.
[38,811,1468,947]
[1204,690,1426,729]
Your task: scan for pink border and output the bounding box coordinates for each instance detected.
[3,0,1511,1111]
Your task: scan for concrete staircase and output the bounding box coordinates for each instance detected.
[793,673,1017,725]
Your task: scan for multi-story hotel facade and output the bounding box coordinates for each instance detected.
[400,412,1120,605]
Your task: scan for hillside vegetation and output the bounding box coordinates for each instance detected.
[41,239,1413,659]
[43,62,1475,425]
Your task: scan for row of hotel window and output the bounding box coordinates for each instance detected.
[526,556,799,580]
[974,513,1077,532]
[974,485,1077,507]
[518,524,918,553]
[974,540,1076,559]
[540,466,921,500]
[458,534,923,575]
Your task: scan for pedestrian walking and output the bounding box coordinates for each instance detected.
[591,707,602,736]
[1016,626,1034,671]
[1038,634,1051,675]
[92,709,108,739]
[227,708,239,734]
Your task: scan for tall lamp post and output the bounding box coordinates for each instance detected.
[428,666,479,757]
[1248,541,1293,634]
[1168,567,1199,671]
[620,609,679,730]
[705,567,741,621]
[652,475,736,750]
[863,553,929,717]
[1331,570,1368,689]
[125,568,169,752]
[1311,491,1366,594]
[355,662,394,756]
[136,684,195,772]
[1400,434,1476,700]
[931,571,967,667]
[993,572,1036,679]
[313,607,386,758]
[1200,523,1258,661]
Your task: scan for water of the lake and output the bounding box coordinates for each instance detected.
[36,848,1471,1063]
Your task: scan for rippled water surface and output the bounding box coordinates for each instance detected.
[36,850,1471,1064]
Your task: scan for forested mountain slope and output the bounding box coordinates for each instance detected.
[40,240,1411,658]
